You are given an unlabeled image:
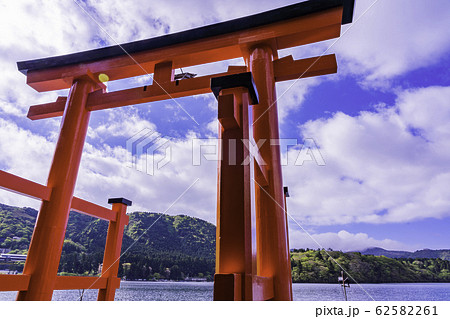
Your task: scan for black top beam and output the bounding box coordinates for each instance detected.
[108,198,132,207]
[17,0,355,75]
[342,0,356,24]
[211,72,259,105]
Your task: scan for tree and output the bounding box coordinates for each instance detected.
[170,265,182,280]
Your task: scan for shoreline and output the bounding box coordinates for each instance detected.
[119,280,449,284]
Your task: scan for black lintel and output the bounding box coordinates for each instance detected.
[210,72,259,105]
[108,198,132,206]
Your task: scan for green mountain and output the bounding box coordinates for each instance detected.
[360,247,450,261]
[291,249,450,283]
[0,203,215,280]
[0,204,37,252]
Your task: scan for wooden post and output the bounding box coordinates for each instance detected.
[211,73,259,301]
[97,198,131,301]
[284,186,293,299]
[17,77,97,301]
[214,88,251,300]
[247,45,293,301]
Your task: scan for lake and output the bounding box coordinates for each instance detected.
[0,282,449,301]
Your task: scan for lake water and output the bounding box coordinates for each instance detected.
[0,282,449,301]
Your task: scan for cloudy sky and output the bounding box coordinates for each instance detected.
[1,0,449,252]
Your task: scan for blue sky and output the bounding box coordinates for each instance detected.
[0,0,450,252]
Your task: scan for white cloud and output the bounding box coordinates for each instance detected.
[283,85,450,225]
[397,86,450,145]
[0,118,54,183]
[206,119,219,136]
[0,118,55,209]
[276,77,322,123]
[0,113,219,222]
[0,0,99,117]
[75,133,218,223]
[87,108,157,141]
[288,228,411,252]
[334,0,450,87]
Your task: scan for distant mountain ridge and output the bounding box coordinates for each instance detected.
[359,247,450,260]
[291,249,450,283]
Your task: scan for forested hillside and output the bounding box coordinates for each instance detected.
[291,249,450,283]
[1,203,450,283]
[0,203,216,281]
[360,247,450,260]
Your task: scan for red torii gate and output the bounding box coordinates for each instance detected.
[0,0,354,300]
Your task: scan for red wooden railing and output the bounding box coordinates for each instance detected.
[0,169,130,300]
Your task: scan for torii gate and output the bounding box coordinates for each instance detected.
[0,0,354,300]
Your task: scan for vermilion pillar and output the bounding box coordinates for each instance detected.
[215,88,252,300]
[248,45,293,301]
[98,198,132,301]
[17,77,97,301]
[211,73,259,301]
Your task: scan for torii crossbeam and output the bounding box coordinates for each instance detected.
[3,0,354,301]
